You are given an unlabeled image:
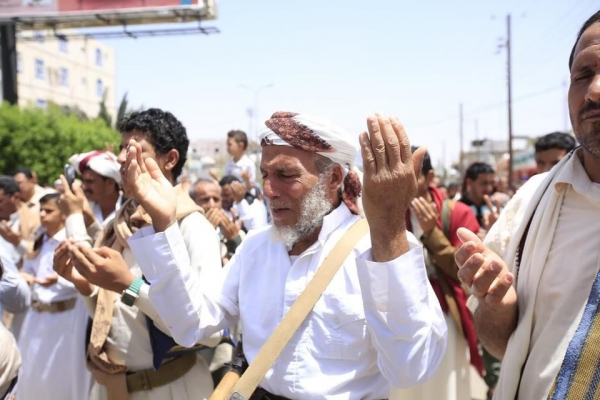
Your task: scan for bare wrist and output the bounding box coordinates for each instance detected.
[77,282,95,296]
[152,216,176,233]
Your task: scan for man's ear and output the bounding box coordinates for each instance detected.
[329,164,344,192]
[162,149,180,174]
[426,170,436,185]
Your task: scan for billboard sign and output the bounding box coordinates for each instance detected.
[0,0,216,28]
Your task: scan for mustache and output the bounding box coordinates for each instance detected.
[579,101,600,117]
[269,201,291,209]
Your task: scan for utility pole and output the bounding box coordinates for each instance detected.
[1,22,18,104]
[459,103,464,176]
[506,14,514,189]
[239,83,274,143]
[474,119,480,161]
[563,78,569,132]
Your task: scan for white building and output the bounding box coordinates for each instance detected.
[14,30,116,120]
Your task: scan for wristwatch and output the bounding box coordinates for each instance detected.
[121,277,144,306]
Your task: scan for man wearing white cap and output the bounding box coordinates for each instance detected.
[119,111,447,398]
[69,150,123,227]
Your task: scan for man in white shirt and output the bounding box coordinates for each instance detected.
[18,193,92,400]
[193,179,245,265]
[69,150,123,227]
[455,11,600,399]
[54,109,223,400]
[121,111,447,399]
[12,167,55,215]
[0,257,29,399]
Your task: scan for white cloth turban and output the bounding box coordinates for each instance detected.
[69,150,121,184]
[258,111,362,214]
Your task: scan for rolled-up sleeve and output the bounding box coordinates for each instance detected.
[128,223,238,347]
[356,244,447,388]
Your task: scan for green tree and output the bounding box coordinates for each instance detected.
[97,90,112,128]
[0,102,120,184]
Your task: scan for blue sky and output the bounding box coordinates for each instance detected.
[98,0,599,168]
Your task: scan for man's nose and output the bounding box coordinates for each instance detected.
[586,74,600,104]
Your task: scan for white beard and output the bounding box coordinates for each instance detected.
[270,177,333,248]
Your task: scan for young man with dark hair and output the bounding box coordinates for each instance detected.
[225,129,257,191]
[460,162,498,232]
[456,11,600,398]
[54,108,223,400]
[534,132,577,173]
[392,148,481,400]
[18,193,92,400]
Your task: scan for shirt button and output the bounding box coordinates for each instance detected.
[333,317,340,324]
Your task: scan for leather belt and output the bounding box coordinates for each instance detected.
[31,298,77,313]
[126,352,196,393]
[249,388,388,400]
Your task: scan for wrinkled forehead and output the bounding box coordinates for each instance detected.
[195,181,221,195]
[573,22,600,65]
[260,145,317,170]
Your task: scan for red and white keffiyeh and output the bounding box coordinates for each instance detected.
[69,150,121,184]
[259,111,362,214]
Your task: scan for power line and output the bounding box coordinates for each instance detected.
[411,84,563,128]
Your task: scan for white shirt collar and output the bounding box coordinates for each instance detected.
[554,149,600,203]
[46,228,66,244]
[317,202,353,246]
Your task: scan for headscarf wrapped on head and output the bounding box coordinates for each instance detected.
[69,150,121,184]
[258,111,362,214]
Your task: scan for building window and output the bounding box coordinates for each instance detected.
[96,79,103,97]
[16,53,22,74]
[59,37,67,53]
[35,59,44,80]
[34,31,43,43]
[59,67,68,86]
[95,48,102,67]
[36,99,47,108]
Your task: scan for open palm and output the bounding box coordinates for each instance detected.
[124,139,177,232]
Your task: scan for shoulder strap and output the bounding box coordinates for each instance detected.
[441,199,455,239]
[229,218,370,400]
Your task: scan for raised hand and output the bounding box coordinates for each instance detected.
[0,221,20,247]
[230,181,247,204]
[68,244,134,293]
[411,197,439,234]
[482,195,501,231]
[59,175,96,226]
[218,209,241,240]
[124,139,176,232]
[454,227,517,313]
[53,241,94,296]
[359,114,426,261]
[206,208,221,229]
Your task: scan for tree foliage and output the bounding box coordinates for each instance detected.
[0,102,120,184]
[98,90,113,128]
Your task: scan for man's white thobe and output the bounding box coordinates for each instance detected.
[128,203,447,399]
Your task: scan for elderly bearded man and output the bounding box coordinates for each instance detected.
[120,112,447,399]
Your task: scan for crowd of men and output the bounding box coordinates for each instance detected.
[0,10,599,400]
